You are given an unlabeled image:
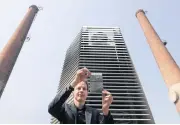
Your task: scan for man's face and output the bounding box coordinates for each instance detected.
[73,81,88,103]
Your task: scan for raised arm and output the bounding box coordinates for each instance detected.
[48,85,74,120]
[101,90,114,124]
[48,67,91,121]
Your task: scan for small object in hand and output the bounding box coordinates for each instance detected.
[89,73,103,93]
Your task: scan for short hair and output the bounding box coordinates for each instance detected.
[74,81,89,91]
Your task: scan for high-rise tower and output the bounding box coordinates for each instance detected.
[51,26,154,124]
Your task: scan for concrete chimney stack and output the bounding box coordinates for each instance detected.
[0,5,39,98]
[136,9,180,113]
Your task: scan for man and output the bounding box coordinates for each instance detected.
[48,67,114,124]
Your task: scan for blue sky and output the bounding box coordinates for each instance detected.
[0,0,180,123]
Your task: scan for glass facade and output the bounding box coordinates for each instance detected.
[51,26,155,124]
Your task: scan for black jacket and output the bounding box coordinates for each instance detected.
[48,86,114,124]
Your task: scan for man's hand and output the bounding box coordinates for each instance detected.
[102,90,113,116]
[71,67,91,88]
